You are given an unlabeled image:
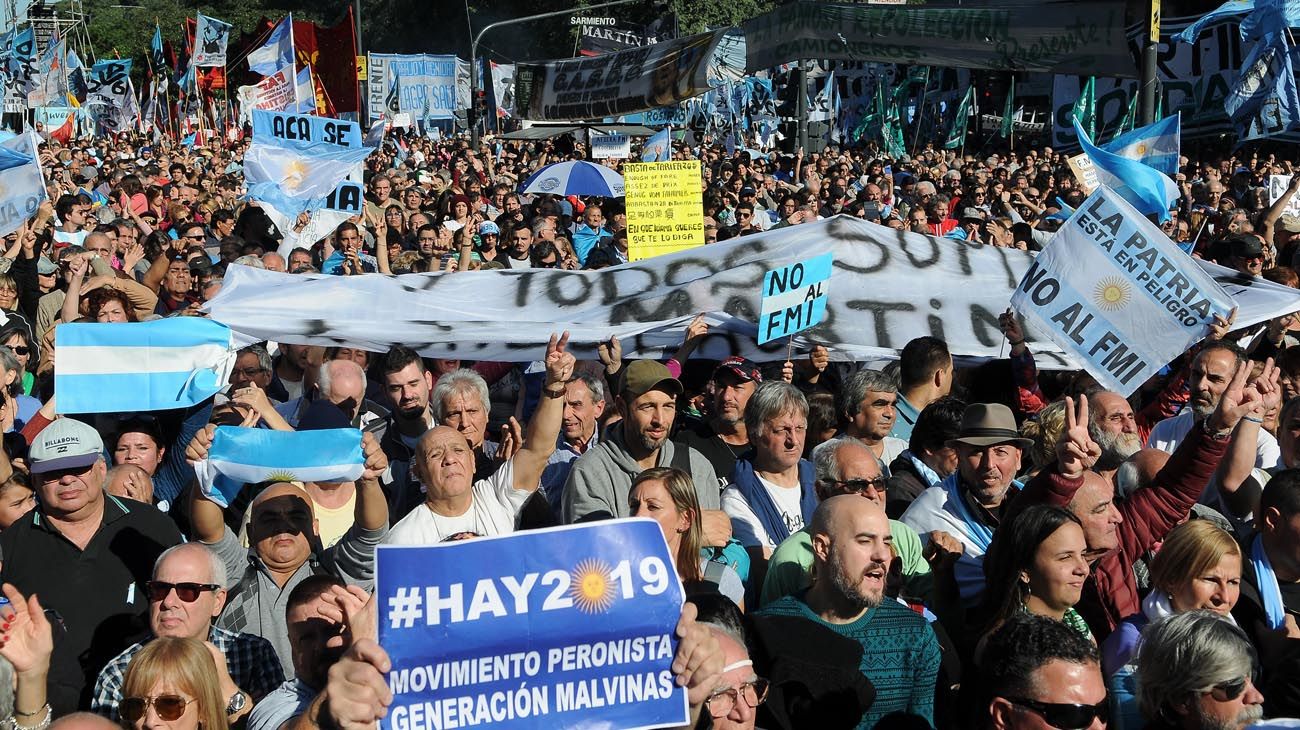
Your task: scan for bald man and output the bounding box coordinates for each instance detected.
[275,358,389,434]
[187,425,390,676]
[755,496,942,728]
[385,332,574,544]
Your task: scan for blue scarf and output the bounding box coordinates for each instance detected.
[729,455,818,546]
[941,472,1022,553]
[901,449,942,488]
[1252,533,1287,630]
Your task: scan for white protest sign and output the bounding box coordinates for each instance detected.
[1269,175,1300,218]
[758,253,832,344]
[1011,186,1235,395]
[1068,153,1100,194]
[206,215,1296,367]
[391,113,412,129]
[591,133,631,159]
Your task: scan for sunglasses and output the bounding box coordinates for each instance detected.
[120,695,196,723]
[146,581,221,602]
[1005,697,1110,730]
[1208,676,1250,702]
[8,346,28,356]
[831,477,888,495]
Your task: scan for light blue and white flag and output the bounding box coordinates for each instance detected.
[0,132,46,239]
[294,66,315,113]
[55,318,239,414]
[1225,31,1300,141]
[1074,119,1179,222]
[193,426,364,507]
[364,119,386,147]
[193,14,233,67]
[1174,0,1254,43]
[247,15,293,76]
[244,109,372,216]
[641,126,672,162]
[1101,115,1181,175]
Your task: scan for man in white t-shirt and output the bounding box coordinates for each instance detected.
[385,332,574,544]
[722,382,818,560]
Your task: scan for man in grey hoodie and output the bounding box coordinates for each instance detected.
[562,359,732,544]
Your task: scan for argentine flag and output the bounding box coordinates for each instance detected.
[1101,115,1180,176]
[1074,119,1179,223]
[247,16,293,77]
[641,126,671,162]
[0,132,46,239]
[193,426,365,507]
[55,318,239,414]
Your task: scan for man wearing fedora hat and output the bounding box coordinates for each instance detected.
[900,402,1031,605]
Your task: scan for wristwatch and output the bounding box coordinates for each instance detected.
[226,690,246,716]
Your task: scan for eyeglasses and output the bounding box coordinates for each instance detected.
[7,346,28,356]
[120,695,196,723]
[537,258,559,267]
[1004,697,1110,730]
[705,679,769,718]
[146,581,221,603]
[1208,676,1250,702]
[184,233,205,240]
[831,477,888,495]
[231,366,267,378]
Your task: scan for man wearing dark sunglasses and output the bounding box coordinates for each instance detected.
[1135,611,1264,730]
[91,543,284,723]
[983,613,1108,730]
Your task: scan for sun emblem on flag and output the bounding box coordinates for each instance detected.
[1135,142,1148,156]
[1093,276,1132,311]
[282,160,308,193]
[570,559,615,613]
[264,470,299,483]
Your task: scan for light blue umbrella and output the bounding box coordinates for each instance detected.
[520,160,625,197]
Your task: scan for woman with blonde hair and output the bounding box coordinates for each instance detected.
[119,637,228,730]
[629,467,745,606]
[1019,399,1068,476]
[1102,519,1243,729]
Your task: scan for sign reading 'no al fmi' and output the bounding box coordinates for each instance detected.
[758,253,833,344]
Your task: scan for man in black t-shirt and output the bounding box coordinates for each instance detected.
[676,357,762,486]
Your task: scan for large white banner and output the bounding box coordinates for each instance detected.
[204,216,1300,366]
[1011,187,1234,395]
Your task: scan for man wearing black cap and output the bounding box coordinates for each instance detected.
[2,418,183,714]
[1226,235,1267,277]
[676,357,763,482]
[563,360,730,544]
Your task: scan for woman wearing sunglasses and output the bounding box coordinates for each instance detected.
[120,637,227,730]
[976,505,1093,661]
[1102,520,1243,729]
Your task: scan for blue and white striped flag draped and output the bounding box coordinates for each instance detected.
[192,426,365,507]
[642,126,671,162]
[244,110,372,218]
[247,15,293,77]
[1100,115,1181,176]
[55,318,239,414]
[1073,119,1179,223]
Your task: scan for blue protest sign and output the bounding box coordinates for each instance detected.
[377,519,688,730]
[251,109,363,151]
[758,252,833,344]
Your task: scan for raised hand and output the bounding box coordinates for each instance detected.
[0,584,53,677]
[1207,307,1237,341]
[544,331,575,385]
[1210,359,1257,433]
[1057,396,1101,478]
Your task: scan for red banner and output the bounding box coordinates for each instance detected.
[292,8,358,114]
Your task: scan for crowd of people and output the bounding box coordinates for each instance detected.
[0,114,1287,730]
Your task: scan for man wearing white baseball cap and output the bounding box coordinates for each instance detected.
[0,418,182,715]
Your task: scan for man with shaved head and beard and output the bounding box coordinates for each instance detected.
[1010,360,1262,640]
[187,421,390,676]
[756,495,942,728]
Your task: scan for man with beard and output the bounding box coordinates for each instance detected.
[1088,391,1145,479]
[1010,362,1262,640]
[1148,342,1279,472]
[377,347,435,520]
[1135,612,1264,730]
[756,496,941,729]
[676,357,762,485]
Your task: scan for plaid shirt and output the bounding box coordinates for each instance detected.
[90,625,285,721]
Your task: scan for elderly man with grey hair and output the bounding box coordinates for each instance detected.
[1135,611,1264,730]
[275,357,389,435]
[90,543,284,722]
[722,382,817,569]
[431,368,506,481]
